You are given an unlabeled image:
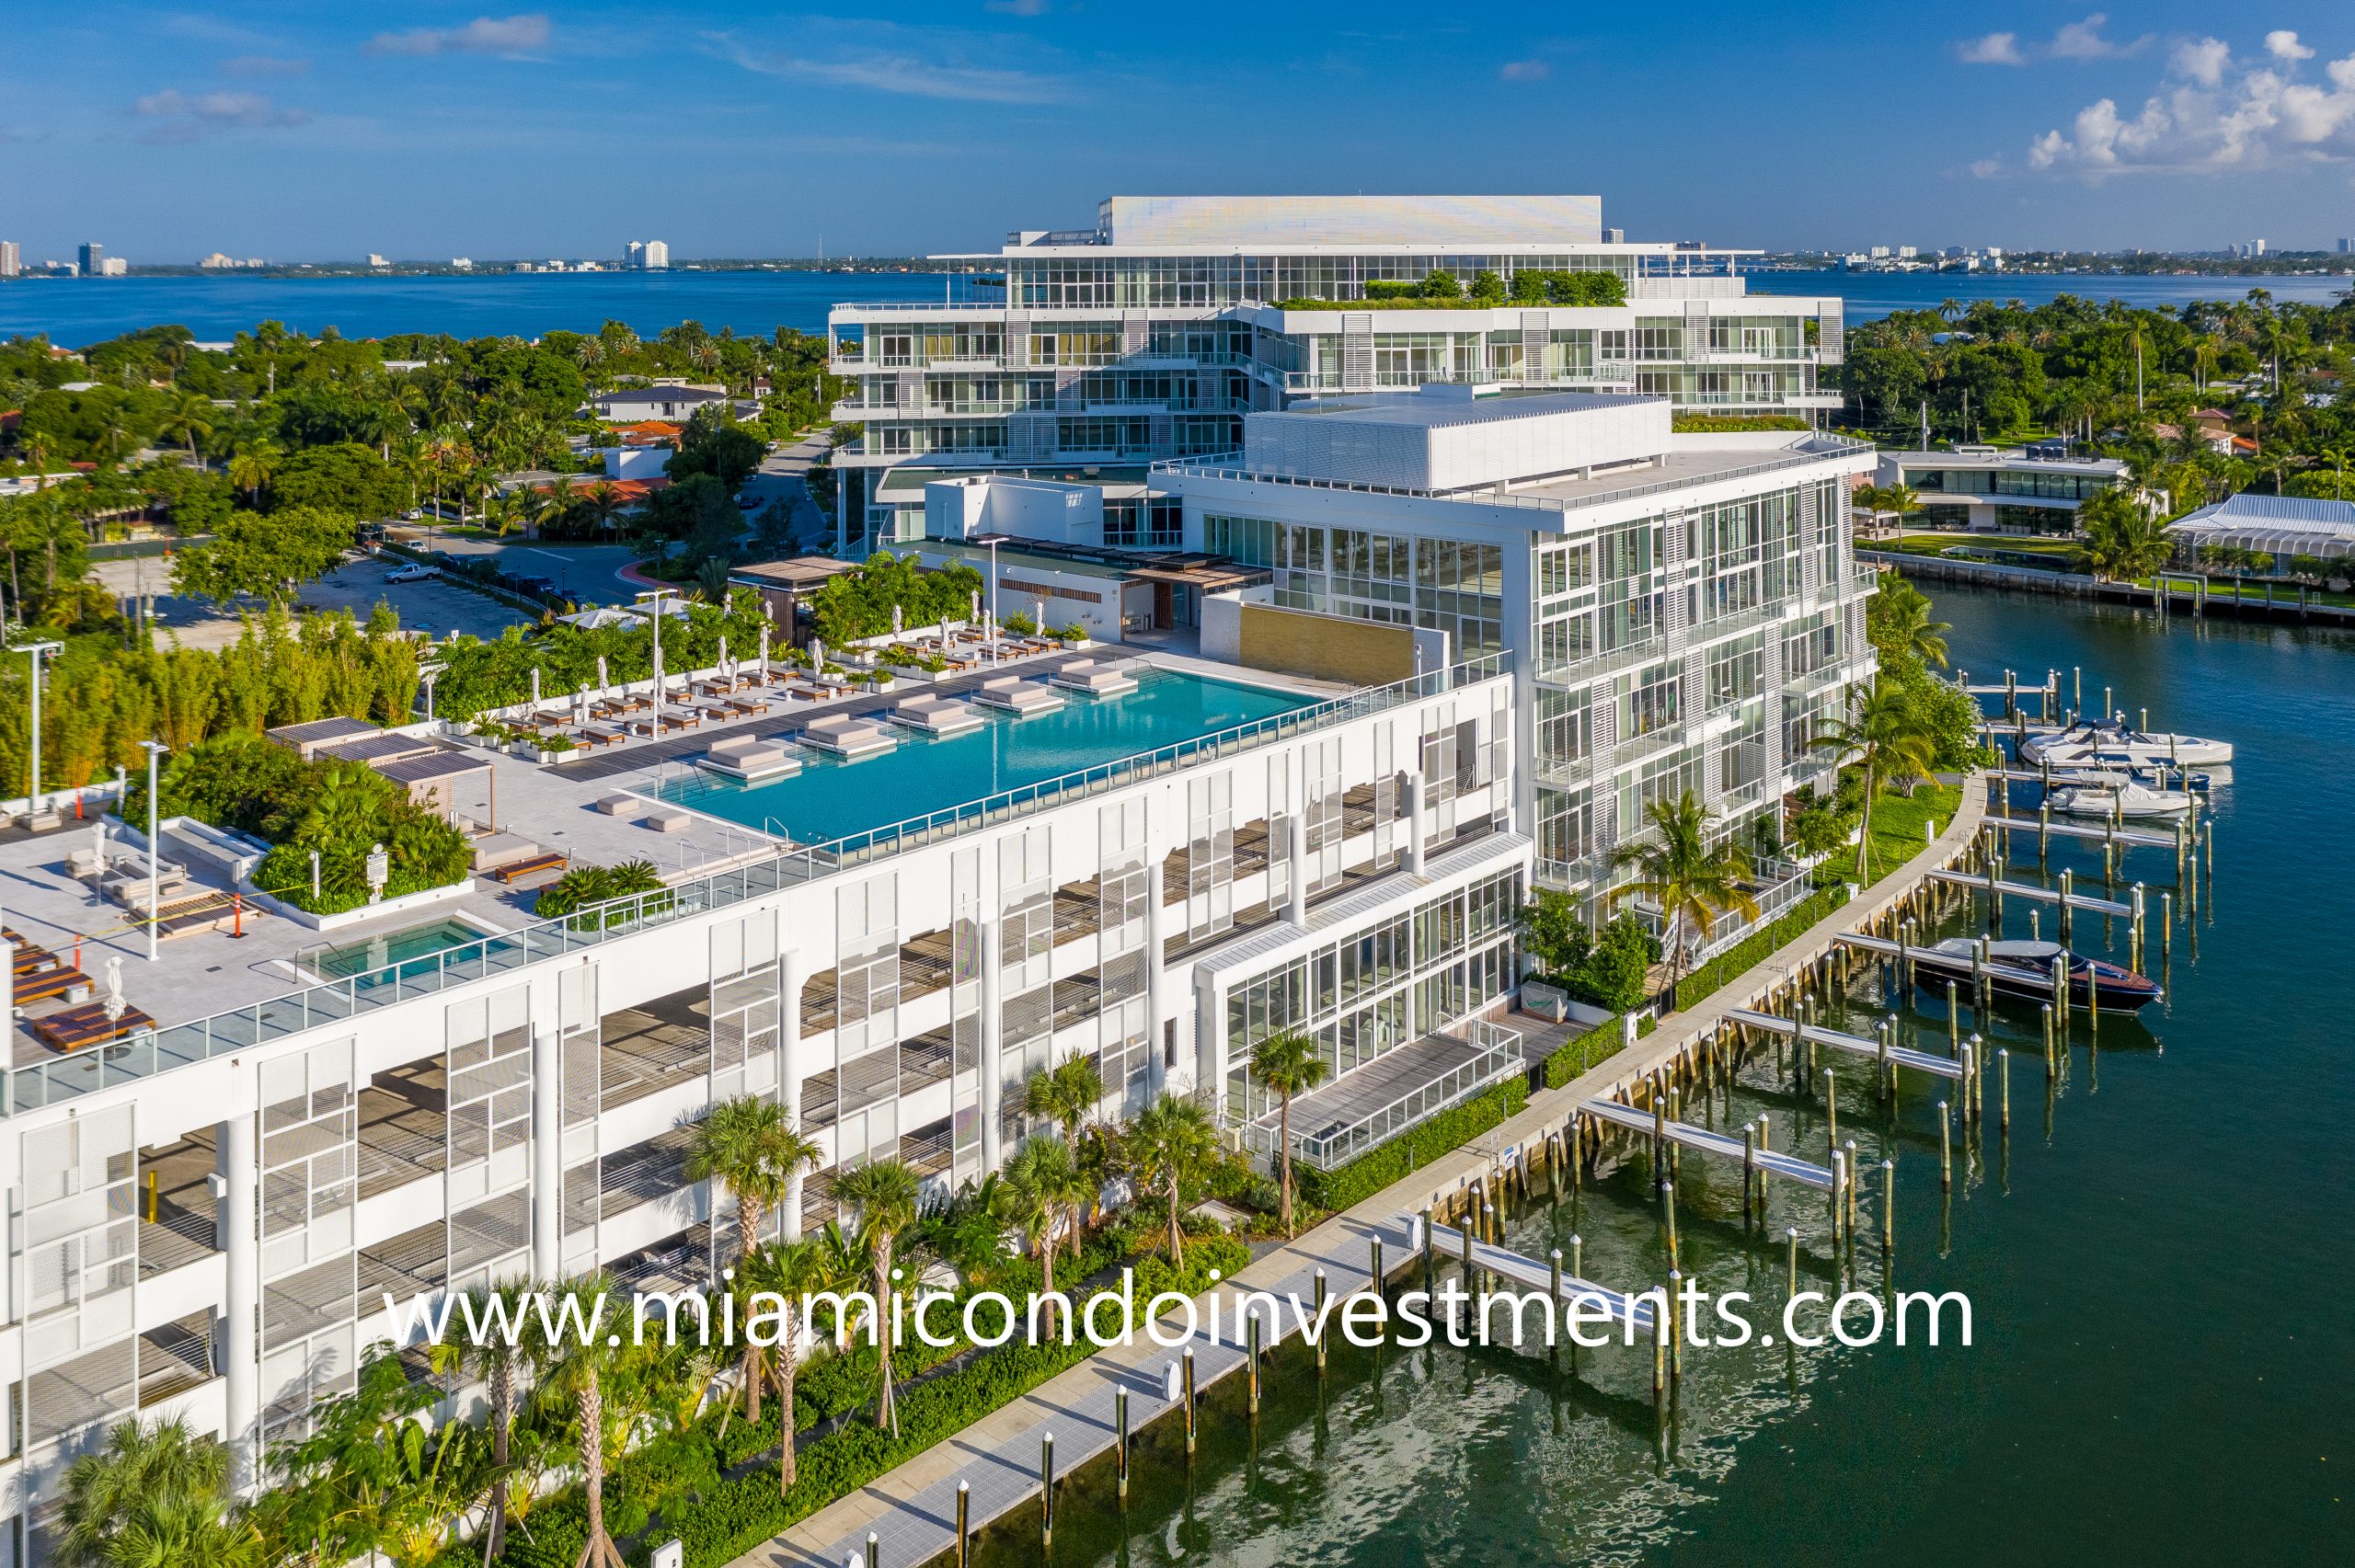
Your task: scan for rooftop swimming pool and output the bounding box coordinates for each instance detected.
[309,916,492,982]
[650,667,1312,843]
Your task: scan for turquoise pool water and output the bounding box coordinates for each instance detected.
[653,668,1312,843]
[313,916,488,980]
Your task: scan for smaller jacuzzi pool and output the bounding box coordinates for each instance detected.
[312,916,494,981]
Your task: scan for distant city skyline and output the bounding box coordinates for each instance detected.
[6,5,2355,258]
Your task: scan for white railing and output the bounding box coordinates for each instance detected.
[1231,1020,1525,1173]
[1158,435,1871,518]
[5,656,1508,1116]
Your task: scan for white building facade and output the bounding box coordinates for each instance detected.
[1166,385,1880,901]
[0,656,1518,1561]
[825,194,1848,552]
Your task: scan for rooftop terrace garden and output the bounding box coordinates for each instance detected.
[1275,268,1627,312]
[120,732,472,914]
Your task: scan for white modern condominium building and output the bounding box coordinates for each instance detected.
[0,368,1873,1565]
[826,194,1849,550]
[1166,383,1879,899]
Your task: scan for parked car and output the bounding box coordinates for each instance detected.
[385,564,436,584]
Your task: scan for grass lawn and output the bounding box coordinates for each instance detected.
[1856,783,1963,885]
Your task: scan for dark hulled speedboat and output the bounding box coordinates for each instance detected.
[1915,937,2163,1013]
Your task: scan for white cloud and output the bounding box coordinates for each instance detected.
[2171,38,2231,87]
[706,30,1071,103]
[2025,35,2355,177]
[1970,157,2004,178]
[985,0,1053,13]
[1959,32,2024,66]
[366,15,551,59]
[1499,58,1550,82]
[132,87,307,141]
[2050,15,2132,62]
[1959,15,2145,66]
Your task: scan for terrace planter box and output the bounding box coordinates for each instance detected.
[520,743,580,765]
[882,665,940,684]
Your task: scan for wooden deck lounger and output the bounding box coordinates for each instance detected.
[30,1001,155,1053]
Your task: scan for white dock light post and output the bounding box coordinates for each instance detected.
[140,739,167,963]
[17,638,61,813]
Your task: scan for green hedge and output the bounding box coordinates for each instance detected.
[1296,1078,1530,1215]
[490,1236,1251,1568]
[1671,414,1809,432]
[1670,888,1845,1013]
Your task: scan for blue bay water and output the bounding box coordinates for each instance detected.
[5,266,2347,348]
[960,588,2354,1568]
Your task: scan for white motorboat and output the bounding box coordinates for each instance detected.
[2021,715,2233,769]
[2046,776,2193,818]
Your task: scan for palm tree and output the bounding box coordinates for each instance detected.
[1609,790,1762,1002]
[828,1158,923,1433]
[1122,1093,1221,1265]
[584,481,628,536]
[2322,446,2353,501]
[684,1095,821,1421]
[526,1272,631,1568]
[1809,680,1939,883]
[157,391,214,467]
[2078,488,2173,581]
[1023,1050,1103,1155]
[424,1276,536,1561]
[226,439,281,505]
[1247,1029,1328,1237]
[737,1237,842,1494]
[1871,572,1951,668]
[1003,1136,1090,1333]
[694,555,733,603]
[57,1416,258,1568]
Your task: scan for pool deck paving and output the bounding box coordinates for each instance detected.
[731,779,1991,1568]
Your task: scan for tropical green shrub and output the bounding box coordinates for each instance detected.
[121,732,469,913]
[533,859,669,925]
[1295,1079,1529,1214]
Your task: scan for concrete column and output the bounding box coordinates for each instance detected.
[1195,967,1224,1117]
[1143,854,1168,1099]
[779,948,804,1239]
[220,1103,258,1491]
[1284,815,1308,927]
[530,1013,561,1279]
[979,911,1004,1173]
[1403,768,1428,876]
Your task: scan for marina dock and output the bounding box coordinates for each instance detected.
[1578,1096,1835,1191]
[1724,1007,1968,1082]
[1420,1219,1660,1334]
[1924,867,2131,915]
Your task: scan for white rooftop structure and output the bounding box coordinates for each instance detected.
[1244,386,1669,493]
[1084,194,1603,250]
[2167,491,2355,560]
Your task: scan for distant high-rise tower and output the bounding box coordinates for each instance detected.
[623,240,645,269]
[1604,226,1625,244]
[2252,238,2267,257]
[0,241,19,279]
[640,239,669,269]
[77,241,103,277]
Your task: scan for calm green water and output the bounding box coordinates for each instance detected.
[967,588,2353,1566]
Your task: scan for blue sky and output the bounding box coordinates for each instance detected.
[6,4,2355,262]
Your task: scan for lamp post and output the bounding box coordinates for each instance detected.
[987,539,999,634]
[17,639,62,814]
[140,740,167,963]
[635,588,681,738]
